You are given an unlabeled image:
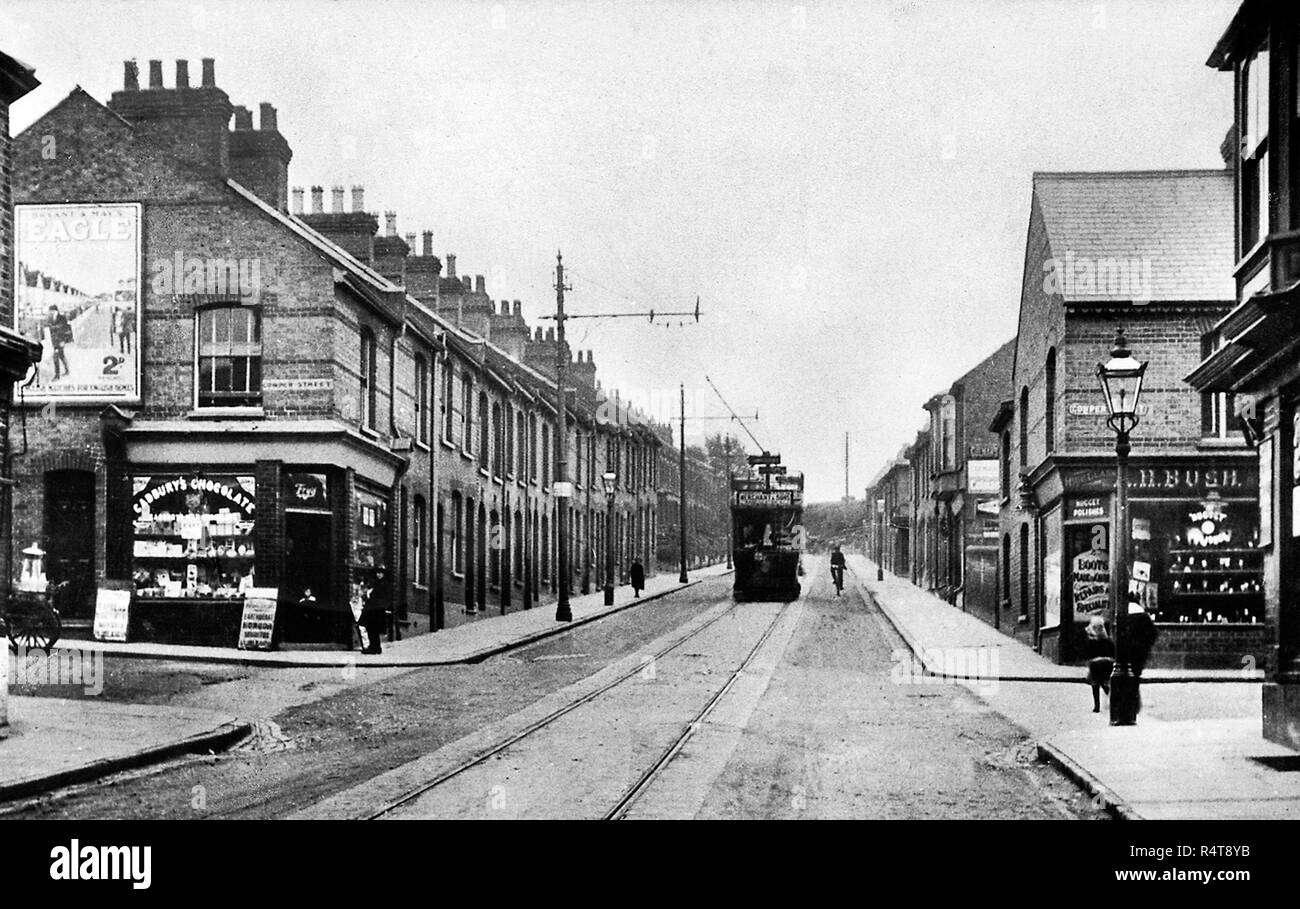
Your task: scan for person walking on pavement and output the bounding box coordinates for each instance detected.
[1083,615,1115,713]
[630,558,645,598]
[830,543,846,596]
[1118,597,1159,711]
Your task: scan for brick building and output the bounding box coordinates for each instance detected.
[1187,1,1300,748]
[8,59,664,648]
[0,49,43,600]
[864,447,911,576]
[996,168,1258,667]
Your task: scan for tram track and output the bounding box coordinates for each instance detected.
[364,593,799,821]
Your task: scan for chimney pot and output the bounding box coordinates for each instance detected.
[201,58,215,87]
[332,185,345,213]
[123,60,139,91]
[513,301,522,316]
[148,59,164,88]
[351,185,364,212]
[233,105,253,130]
[422,231,433,256]
[500,301,509,316]
[176,59,189,88]
[546,328,555,341]
[384,211,397,236]
[404,232,416,252]
[310,185,325,214]
[446,253,456,278]
[475,275,486,294]
[535,328,543,341]
[291,187,304,214]
[258,102,278,131]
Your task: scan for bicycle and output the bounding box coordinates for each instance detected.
[3,582,67,654]
[831,565,844,596]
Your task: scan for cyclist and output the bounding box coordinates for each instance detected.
[830,543,846,596]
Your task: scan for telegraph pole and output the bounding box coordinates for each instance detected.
[724,434,733,570]
[679,383,688,583]
[554,251,572,622]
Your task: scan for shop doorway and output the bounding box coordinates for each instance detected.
[43,469,95,618]
[284,510,335,642]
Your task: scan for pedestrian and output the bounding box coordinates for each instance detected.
[630,557,645,598]
[1083,615,1114,713]
[359,569,389,654]
[830,543,846,596]
[45,305,72,380]
[117,306,134,355]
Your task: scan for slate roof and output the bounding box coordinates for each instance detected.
[1033,169,1234,303]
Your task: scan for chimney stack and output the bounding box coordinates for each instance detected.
[310,185,324,214]
[201,58,215,87]
[422,231,433,257]
[513,300,522,316]
[351,185,365,212]
[110,57,234,179]
[384,211,397,236]
[475,275,486,294]
[291,186,304,214]
[546,328,555,341]
[123,60,139,91]
[175,59,189,88]
[148,59,163,88]
[258,102,277,131]
[232,105,253,130]
[405,232,416,252]
[331,186,345,213]
[446,253,456,279]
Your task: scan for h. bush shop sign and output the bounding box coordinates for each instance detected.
[13,203,142,403]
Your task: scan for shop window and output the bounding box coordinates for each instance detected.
[413,495,427,587]
[451,492,463,575]
[415,355,429,445]
[132,474,257,598]
[196,306,261,408]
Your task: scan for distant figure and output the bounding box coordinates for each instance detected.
[1083,615,1114,713]
[630,558,645,598]
[359,569,389,654]
[46,305,73,380]
[116,307,134,354]
[830,544,846,596]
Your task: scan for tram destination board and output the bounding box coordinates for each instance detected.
[732,489,801,507]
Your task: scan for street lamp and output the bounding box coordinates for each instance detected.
[1096,326,1147,727]
[602,471,617,606]
[876,497,885,581]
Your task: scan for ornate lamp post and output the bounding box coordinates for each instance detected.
[602,471,617,606]
[1096,327,1148,726]
[876,497,886,580]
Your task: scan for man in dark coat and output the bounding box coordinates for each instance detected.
[1118,599,1159,677]
[360,569,390,654]
[630,558,645,598]
[46,305,73,379]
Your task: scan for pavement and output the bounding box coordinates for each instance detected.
[0,565,730,804]
[846,554,1300,820]
[44,564,733,668]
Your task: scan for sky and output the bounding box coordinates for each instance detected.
[3,0,1240,501]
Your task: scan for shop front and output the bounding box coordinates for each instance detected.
[1036,455,1266,667]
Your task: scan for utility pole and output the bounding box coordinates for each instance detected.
[679,383,688,583]
[724,434,733,570]
[554,251,572,622]
[844,432,850,502]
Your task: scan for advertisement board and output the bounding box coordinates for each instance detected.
[967,459,999,494]
[14,203,142,402]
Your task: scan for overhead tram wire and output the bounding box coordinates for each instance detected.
[705,374,766,454]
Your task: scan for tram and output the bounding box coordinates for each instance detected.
[730,454,804,601]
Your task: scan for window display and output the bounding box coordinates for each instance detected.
[132,474,257,598]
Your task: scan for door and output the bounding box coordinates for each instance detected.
[284,511,334,642]
[44,469,95,618]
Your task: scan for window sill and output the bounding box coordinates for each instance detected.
[413,582,428,592]
[1197,437,1248,450]
[460,450,474,462]
[188,407,264,420]
[358,425,381,440]
[414,440,430,453]
[451,571,465,580]
[441,438,456,451]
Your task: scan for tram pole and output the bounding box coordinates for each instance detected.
[679,383,688,584]
[554,251,572,622]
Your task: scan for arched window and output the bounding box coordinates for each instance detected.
[413,495,427,586]
[1045,348,1057,453]
[462,377,474,454]
[414,355,429,444]
[478,390,489,469]
[1018,386,1029,471]
[493,402,504,477]
[359,327,377,430]
[443,362,456,443]
[196,305,262,409]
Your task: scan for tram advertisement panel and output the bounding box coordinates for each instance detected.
[14,203,142,402]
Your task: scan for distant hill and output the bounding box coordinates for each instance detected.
[802,499,870,552]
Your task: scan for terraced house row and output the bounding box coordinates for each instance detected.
[3,57,696,649]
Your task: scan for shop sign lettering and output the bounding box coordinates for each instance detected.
[1132,467,1252,495]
